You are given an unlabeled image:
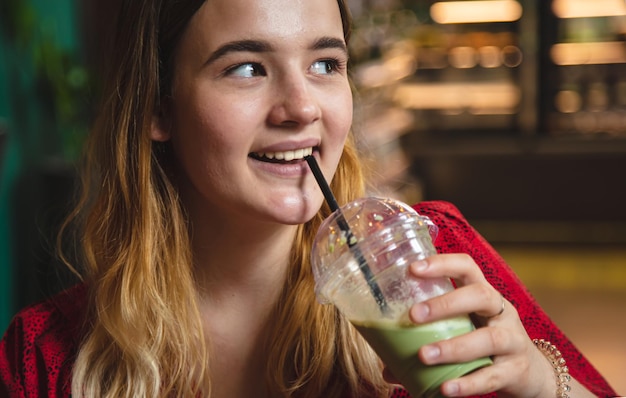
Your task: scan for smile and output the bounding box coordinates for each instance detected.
[250,147,314,163]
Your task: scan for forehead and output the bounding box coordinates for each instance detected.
[184,0,344,49]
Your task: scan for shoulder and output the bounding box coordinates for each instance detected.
[1,283,88,397]
[411,200,481,249]
[412,199,463,217]
[412,200,469,227]
[410,201,523,298]
[6,283,87,336]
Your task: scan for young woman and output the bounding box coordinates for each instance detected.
[0,0,617,397]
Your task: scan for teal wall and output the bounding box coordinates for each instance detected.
[0,23,17,335]
[0,0,87,332]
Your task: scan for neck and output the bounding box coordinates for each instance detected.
[189,212,300,398]
[190,207,299,305]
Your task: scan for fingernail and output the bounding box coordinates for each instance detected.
[443,381,460,396]
[421,345,440,362]
[411,303,430,322]
[412,260,428,272]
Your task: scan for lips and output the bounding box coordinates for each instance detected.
[250,146,314,163]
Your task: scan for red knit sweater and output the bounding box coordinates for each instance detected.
[0,201,617,397]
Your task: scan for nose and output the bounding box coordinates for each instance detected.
[267,74,321,127]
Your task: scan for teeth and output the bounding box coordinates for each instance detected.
[257,147,313,161]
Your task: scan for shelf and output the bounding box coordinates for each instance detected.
[402,133,626,157]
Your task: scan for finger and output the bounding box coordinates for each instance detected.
[438,364,507,397]
[409,283,507,323]
[417,325,519,366]
[437,344,535,397]
[482,293,506,320]
[409,253,487,288]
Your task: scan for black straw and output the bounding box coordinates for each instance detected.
[305,155,388,313]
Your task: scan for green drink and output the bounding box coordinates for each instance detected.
[353,317,492,398]
[311,197,493,397]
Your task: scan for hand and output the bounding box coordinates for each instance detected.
[383,253,555,398]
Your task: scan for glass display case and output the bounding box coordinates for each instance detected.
[541,0,626,136]
[348,0,626,137]
[349,0,535,138]
[347,0,626,229]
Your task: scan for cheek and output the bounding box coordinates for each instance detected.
[329,91,353,143]
[194,93,264,144]
[172,96,237,150]
[168,112,228,184]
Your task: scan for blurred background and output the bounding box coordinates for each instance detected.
[0,0,624,393]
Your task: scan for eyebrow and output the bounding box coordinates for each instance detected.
[311,37,348,54]
[204,36,348,66]
[205,40,271,66]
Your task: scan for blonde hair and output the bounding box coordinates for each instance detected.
[59,0,390,396]
[266,134,389,397]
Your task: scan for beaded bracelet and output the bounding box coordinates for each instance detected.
[533,339,572,398]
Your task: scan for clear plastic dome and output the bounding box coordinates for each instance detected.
[311,197,440,319]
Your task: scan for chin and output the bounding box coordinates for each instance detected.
[272,208,319,226]
[269,196,323,225]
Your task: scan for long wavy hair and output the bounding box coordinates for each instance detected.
[59,0,389,396]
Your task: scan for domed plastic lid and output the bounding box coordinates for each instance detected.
[310,196,438,304]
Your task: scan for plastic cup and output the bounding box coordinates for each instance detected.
[311,197,492,398]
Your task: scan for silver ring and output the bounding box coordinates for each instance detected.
[487,294,505,319]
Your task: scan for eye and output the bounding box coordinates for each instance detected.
[225,62,266,78]
[310,59,341,75]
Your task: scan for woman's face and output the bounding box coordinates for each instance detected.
[155,0,352,226]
